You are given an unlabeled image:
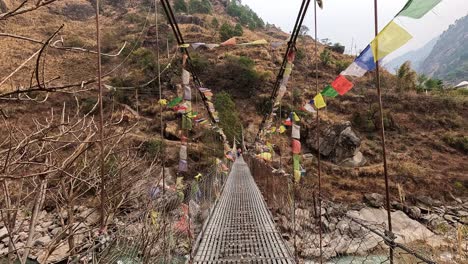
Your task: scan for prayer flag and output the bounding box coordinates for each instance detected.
[182,115,192,130]
[341,62,367,77]
[182,69,190,85]
[205,44,219,50]
[294,170,301,183]
[287,50,296,62]
[247,39,268,45]
[355,45,376,71]
[158,99,168,106]
[314,93,326,109]
[293,154,301,170]
[283,118,292,126]
[292,112,300,122]
[199,87,211,92]
[168,97,182,108]
[180,145,187,160]
[317,0,323,9]
[221,37,237,46]
[195,173,202,181]
[184,86,192,100]
[292,140,301,154]
[179,44,190,48]
[304,103,316,113]
[279,125,286,134]
[331,75,354,95]
[370,21,412,62]
[179,159,188,172]
[284,63,293,77]
[321,85,339,97]
[292,124,300,139]
[271,42,284,49]
[191,43,205,49]
[397,0,441,19]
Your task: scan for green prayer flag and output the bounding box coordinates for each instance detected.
[397,0,441,19]
[293,154,301,171]
[321,85,338,97]
[168,97,182,108]
[182,115,192,130]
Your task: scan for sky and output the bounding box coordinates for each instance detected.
[242,0,468,60]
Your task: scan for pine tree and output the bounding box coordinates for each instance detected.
[174,0,187,13]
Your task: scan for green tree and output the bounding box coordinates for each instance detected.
[320,49,332,66]
[234,23,243,36]
[174,0,187,12]
[396,61,417,92]
[219,22,243,41]
[211,17,219,29]
[214,92,242,143]
[189,0,212,14]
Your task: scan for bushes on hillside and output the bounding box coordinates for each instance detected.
[214,92,242,143]
[443,134,468,154]
[188,0,212,14]
[174,0,188,12]
[219,22,243,41]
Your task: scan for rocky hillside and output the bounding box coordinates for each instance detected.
[1,0,467,262]
[420,15,468,84]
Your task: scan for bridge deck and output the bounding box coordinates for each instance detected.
[193,157,294,263]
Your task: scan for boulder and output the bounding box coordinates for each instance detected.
[38,243,69,264]
[305,121,365,166]
[347,208,436,244]
[34,235,51,247]
[175,15,204,26]
[364,193,385,208]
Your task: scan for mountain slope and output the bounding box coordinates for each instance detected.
[384,37,438,74]
[421,15,468,84]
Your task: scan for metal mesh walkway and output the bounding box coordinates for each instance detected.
[193,156,294,263]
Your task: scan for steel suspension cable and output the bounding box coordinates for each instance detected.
[313,1,323,262]
[255,0,312,142]
[160,0,217,124]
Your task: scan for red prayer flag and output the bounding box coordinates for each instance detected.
[287,50,296,62]
[331,75,354,95]
[221,37,237,46]
[292,139,301,154]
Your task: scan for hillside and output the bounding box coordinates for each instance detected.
[421,15,468,84]
[1,0,467,262]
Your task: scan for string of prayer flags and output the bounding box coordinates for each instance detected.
[370,21,412,62]
[292,139,301,154]
[292,124,300,140]
[313,93,327,109]
[331,75,354,95]
[396,0,441,19]
[168,97,182,108]
[321,85,338,98]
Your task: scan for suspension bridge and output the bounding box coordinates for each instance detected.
[192,156,294,263]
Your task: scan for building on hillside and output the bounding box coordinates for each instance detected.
[454,81,468,89]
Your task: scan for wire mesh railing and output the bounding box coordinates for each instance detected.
[246,155,463,264]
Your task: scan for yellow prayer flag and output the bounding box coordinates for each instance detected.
[370,21,412,62]
[195,173,202,181]
[158,99,167,106]
[251,39,268,45]
[151,211,159,226]
[179,44,190,48]
[271,127,277,133]
[314,93,326,109]
[294,170,301,183]
[279,125,286,134]
[292,112,300,122]
[284,63,293,77]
